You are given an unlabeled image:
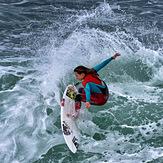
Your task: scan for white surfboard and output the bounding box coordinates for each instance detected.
[61,85,80,153]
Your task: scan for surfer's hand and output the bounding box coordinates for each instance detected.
[85,102,91,109]
[113,53,121,59]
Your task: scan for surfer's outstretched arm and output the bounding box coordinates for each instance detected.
[93,53,121,72]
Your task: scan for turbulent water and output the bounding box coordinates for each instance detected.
[0,0,163,162]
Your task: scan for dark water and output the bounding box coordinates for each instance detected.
[0,0,163,162]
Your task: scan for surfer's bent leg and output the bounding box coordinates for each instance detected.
[75,102,81,112]
[78,87,107,106]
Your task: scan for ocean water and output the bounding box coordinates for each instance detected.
[0,0,163,162]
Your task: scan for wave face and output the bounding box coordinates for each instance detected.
[0,0,163,162]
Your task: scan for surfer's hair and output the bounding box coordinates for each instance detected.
[74,65,99,76]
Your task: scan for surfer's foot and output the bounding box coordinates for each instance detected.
[67,113,79,119]
[68,86,75,91]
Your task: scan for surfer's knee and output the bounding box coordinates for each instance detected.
[78,87,84,93]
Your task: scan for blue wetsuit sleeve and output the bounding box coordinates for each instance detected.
[85,83,91,102]
[93,57,114,72]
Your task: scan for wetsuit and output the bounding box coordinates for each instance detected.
[80,56,114,106]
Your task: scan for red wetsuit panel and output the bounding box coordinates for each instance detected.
[80,88,109,106]
[82,74,102,88]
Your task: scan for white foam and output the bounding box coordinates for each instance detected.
[0,1,163,162]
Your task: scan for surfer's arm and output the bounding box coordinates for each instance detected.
[93,53,121,72]
[84,83,92,109]
[85,83,91,102]
[93,57,114,72]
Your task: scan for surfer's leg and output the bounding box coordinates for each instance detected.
[75,102,81,112]
[78,88,84,93]
[67,101,81,118]
[78,88,103,105]
[78,87,109,106]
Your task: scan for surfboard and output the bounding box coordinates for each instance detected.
[61,85,80,153]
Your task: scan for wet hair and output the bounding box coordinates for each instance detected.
[74,65,99,76]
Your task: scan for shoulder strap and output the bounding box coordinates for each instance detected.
[91,74,103,82]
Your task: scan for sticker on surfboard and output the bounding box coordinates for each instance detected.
[62,121,72,135]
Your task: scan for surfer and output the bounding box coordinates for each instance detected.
[74,53,121,109]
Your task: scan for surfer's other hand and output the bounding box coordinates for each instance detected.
[85,102,91,109]
[113,53,121,59]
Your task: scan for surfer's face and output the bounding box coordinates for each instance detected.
[74,72,85,81]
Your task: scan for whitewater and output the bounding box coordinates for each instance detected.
[0,0,163,162]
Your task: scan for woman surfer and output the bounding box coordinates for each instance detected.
[74,53,121,109]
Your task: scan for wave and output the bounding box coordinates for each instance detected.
[0,1,163,163]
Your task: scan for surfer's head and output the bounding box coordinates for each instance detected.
[74,65,98,80]
[74,71,85,81]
